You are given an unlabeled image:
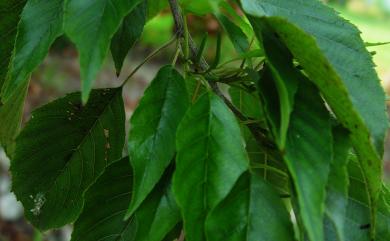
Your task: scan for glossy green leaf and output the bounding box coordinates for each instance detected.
[0,81,28,157]
[173,92,249,241]
[11,88,125,230]
[0,0,26,91]
[324,126,351,241]
[111,1,147,76]
[284,81,332,241]
[242,1,388,225]
[206,171,295,241]
[1,0,64,102]
[72,158,181,241]
[64,0,142,103]
[126,65,189,217]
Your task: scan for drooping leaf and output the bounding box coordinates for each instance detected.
[206,171,295,241]
[173,92,249,241]
[242,1,388,228]
[126,65,188,218]
[0,0,26,91]
[257,25,299,149]
[64,0,142,103]
[324,126,351,241]
[0,81,28,157]
[1,0,64,102]
[11,88,125,230]
[111,1,147,76]
[0,0,27,155]
[72,158,181,241]
[284,81,332,241]
[257,64,297,149]
[71,157,133,241]
[338,157,390,241]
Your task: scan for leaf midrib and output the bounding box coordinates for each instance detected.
[40,89,121,202]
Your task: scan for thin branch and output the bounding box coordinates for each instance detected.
[121,37,176,87]
[168,0,275,149]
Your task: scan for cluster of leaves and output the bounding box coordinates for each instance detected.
[1,0,389,241]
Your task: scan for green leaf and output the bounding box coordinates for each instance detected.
[229,86,262,120]
[0,0,26,91]
[72,158,181,241]
[206,171,295,241]
[218,1,253,41]
[126,65,189,217]
[339,158,390,241]
[0,81,28,157]
[195,33,208,65]
[146,0,168,20]
[242,1,388,228]
[64,0,142,103]
[217,14,250,54]
[208,32,222,71]
[229,86,289,194]
[71,157,133,241]
[365,42,390,47]
[129,166,181,241]
[284,81,333,241]
[1,0,64,102]
[0,1,28,155]
[173,92,249,241]
[111,1,147,76]
[180,0,214,15]
[185,76,206,104]
[324,126,351,241]
[11,88,125,230]
[260,26,300,149]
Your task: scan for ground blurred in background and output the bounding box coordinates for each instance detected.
[1,0,390,240]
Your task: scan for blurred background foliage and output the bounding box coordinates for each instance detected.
[1,0,389,240]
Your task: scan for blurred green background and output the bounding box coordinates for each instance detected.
[1,0,389,240]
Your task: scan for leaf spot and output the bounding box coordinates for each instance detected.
[30,193,46,216]
[104,129,109,138]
